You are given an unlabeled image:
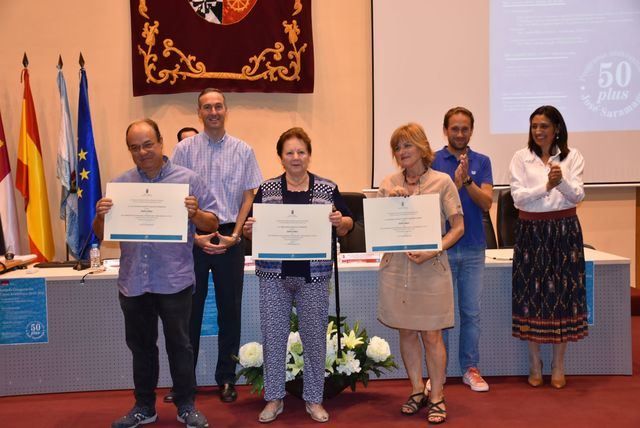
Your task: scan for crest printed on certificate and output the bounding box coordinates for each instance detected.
[104,183,189,242]
[363,194,442,252]
[252,203,332,260]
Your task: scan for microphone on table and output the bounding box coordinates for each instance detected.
[73,232,95,271]
[31,234,94,270]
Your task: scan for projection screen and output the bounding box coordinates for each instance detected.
[372,0,640,186]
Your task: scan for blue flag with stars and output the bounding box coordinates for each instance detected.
[77,67,102,259]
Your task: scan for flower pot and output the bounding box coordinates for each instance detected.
[285,376,350,400]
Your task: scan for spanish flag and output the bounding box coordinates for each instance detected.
[15,69,54,261]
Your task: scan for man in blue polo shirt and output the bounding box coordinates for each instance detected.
[432,107,493,392]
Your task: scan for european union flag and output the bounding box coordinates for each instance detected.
[77,68,102,259]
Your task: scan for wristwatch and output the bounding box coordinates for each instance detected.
[463,177,473,186]
[231,233,241,244]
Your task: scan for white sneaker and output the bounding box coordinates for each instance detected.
[463,367,489,392]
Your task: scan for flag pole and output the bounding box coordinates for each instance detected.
[58,54,71,261]
[332,226,342,358]
[17,53,56,261]
[76,52,103,260]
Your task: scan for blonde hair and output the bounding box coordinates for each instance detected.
[389,122,434,167]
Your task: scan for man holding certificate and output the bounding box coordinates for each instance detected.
[376,123,463,425]
[243,128,353,423]
[93,119,217,428]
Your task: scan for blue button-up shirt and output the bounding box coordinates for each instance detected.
[113,158,217,296]
[172,132,262,224]
[432,147,493,248]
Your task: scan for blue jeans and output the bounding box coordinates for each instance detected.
[442,245,485,374]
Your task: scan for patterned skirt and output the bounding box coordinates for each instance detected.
[512,208,588,343]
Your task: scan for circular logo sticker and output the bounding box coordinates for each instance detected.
[189,0,258,25]
[25,321,46,340]
[579,51,640,119]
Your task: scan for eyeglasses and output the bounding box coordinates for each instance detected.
[127,141,158,153]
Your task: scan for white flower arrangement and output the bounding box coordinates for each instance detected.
[236,314,396,396]
[238,342,263,368]
[366,336,392,363]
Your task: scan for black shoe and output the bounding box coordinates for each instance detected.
[163,390,175,403]
[220,383,237,403]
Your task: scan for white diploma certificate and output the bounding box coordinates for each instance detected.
[104,182,189,242]
[252,203,332,260]
[363,194,442,252]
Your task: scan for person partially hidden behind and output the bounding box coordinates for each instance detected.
[432,107,493,392]
[160,128,199,403]
[94,119,218,428]
[177,127,198,143]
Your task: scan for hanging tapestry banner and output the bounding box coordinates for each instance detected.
[130,0,314,96]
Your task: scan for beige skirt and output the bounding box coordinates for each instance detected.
[377,252,454,331]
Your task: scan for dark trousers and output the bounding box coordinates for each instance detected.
[119,286,195,408]
[191,223,245,385]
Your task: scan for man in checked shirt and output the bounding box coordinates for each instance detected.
[169,88,263,404]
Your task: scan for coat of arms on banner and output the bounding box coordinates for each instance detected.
[189,0,257,24]
[130,0,314,95]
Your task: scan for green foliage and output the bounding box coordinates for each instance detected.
[236,312,397,396]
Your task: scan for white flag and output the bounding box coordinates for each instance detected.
[57,68,80,257]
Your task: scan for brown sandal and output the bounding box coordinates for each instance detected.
[401,392,428,415]
[427,398,447,424]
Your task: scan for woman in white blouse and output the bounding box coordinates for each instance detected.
[509,105,588,389]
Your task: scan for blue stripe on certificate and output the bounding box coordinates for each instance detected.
[258,253,328,259]
[372,244,439,251]
[109,234,183,241]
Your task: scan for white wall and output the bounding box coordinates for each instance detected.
[0,0,635,285]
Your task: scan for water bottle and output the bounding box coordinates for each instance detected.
[89,243,101,268]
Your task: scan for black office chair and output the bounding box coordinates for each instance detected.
[338,192,366,253]
[0,217,5,254]
[496,189,519,248]
[495,190,594,250]
[245,192,367,255]
[244,236,253,256]
[483,211,498,249]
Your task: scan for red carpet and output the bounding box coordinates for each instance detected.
[1,317,639,427]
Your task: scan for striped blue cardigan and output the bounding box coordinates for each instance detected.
[254,173,336,282]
